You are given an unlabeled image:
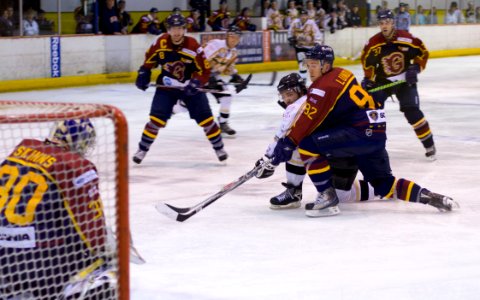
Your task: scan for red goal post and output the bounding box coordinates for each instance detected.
[0,100,129,300]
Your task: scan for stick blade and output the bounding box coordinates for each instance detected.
[155,203,195,222]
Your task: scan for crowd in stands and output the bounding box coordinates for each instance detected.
[1,0,480,37]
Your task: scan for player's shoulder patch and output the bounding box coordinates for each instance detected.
[310,88,326,97]
[73,169,98,189]
[397,36,413,43]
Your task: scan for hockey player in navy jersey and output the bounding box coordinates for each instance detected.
[133,14,227,164]
[361,9,436,159]
[256,73,377,209]
[0,119,115,299]
[271,44,458,217]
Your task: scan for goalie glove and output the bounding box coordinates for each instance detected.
[255,157,276,179]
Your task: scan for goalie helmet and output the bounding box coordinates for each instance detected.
[50,118,96,156]
[305,44,335,64]
[166,13,186,28]
[277,73,307,95]
[377,9,394,20]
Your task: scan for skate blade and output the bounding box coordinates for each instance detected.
[305,205,340,217]
[270,202,301,210]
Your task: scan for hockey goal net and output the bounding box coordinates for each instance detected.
[0,101,129,300]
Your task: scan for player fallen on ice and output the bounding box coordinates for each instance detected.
[270,44,458,217]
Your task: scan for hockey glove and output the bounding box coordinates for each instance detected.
[287,37,296,47]
[255,157,276,179]
[135,66,151,91]
[406,64,420,85]
[230,73,248,93]
[185,78,201,96]
[361,77,375,91]
[271,137,296,166]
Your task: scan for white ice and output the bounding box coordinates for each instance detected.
[1,56,480,300]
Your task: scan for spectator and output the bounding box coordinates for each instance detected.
[349,4,361,27]
[315,7,327,31]
[23,8,39,36]
[0,7,14,36]
[100,0,122,35]
[266,0,284,30]
[231,7,256,31]
[428,6,438,24]
[381,0,388,10]
[208,0,230,31]
[306,0,316,19]
[476,7,480,23]
[395,2,410,31]
[74,0,94,34]
[36,9,54,35]
[326,10,342,33]
[189,0,209,31]
[412,5,427,25]
[186,8,205,32]
[131,7,161,34]
[284,0,298,29]
[445,1,465,24]
[262,0,271,17]
[465,2,475,23]
[118,0,133,34]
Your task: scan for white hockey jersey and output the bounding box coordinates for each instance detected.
[203,39,238,76]
[288,18,323,48]
[265,95,307,157]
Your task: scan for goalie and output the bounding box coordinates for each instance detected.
[0,119,116,299]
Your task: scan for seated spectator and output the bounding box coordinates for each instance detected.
[100,0,122,34]
[445,1,465,24]
[349,4,361,27]
[395,3,410,31]
[231,7,256,31]
[186,8,205,32]
[306,0,316,19]
[23,8,39,36]
[326,9,342,33]
[0,7,14,36]
[118,0,133,34]
[412,5,427,25]
[284,0,298,29]
[131,7,161,34]
[465,2,475,23]
[208,0,230,31]
[262,0,271,17]
[315,7,327,31]
[36,9,54,35]
[266,0,284,30]
[74,0,94,34]
[428,6,438,24]
[189,0,208,30]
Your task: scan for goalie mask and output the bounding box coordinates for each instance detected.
[49,118,96,156]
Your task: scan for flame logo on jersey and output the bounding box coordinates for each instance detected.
[381,52,405,76]
[164,61,186,82]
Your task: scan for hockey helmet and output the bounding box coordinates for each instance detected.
[277,73,307,95]
[50,118,96,156]
[305,44,335,64]
[377,9,394,20]
[299,9,309,15]
[227,24,242,35]
[166,13,186,28]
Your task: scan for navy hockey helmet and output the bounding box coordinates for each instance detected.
[227,24,242,35]
[306,44,335,64]
[50,118,96,156]
[377,9,394,20]
[277,73,307,95]
[166,13,186,28]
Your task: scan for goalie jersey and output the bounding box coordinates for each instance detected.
[288,18,323,49]
[203,39,238,76]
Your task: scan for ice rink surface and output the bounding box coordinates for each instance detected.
[1,56,480,300]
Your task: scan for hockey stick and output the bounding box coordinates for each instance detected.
[367,80,406,93]
[150,83,233,95]
[156,161,267,222]
[228,71,277,87]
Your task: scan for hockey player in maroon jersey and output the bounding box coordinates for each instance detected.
[271,44,458,217]
[0,119,115,299]
[361,9,436,160]
[133,14,227,164]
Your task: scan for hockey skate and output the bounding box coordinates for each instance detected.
[215,148,228,162]
[425,145,437,161]
[132,149,147,164]
[220,122,236,136]
[420,189,459,212]
[270,182,302,209]
[305,187,340,217]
